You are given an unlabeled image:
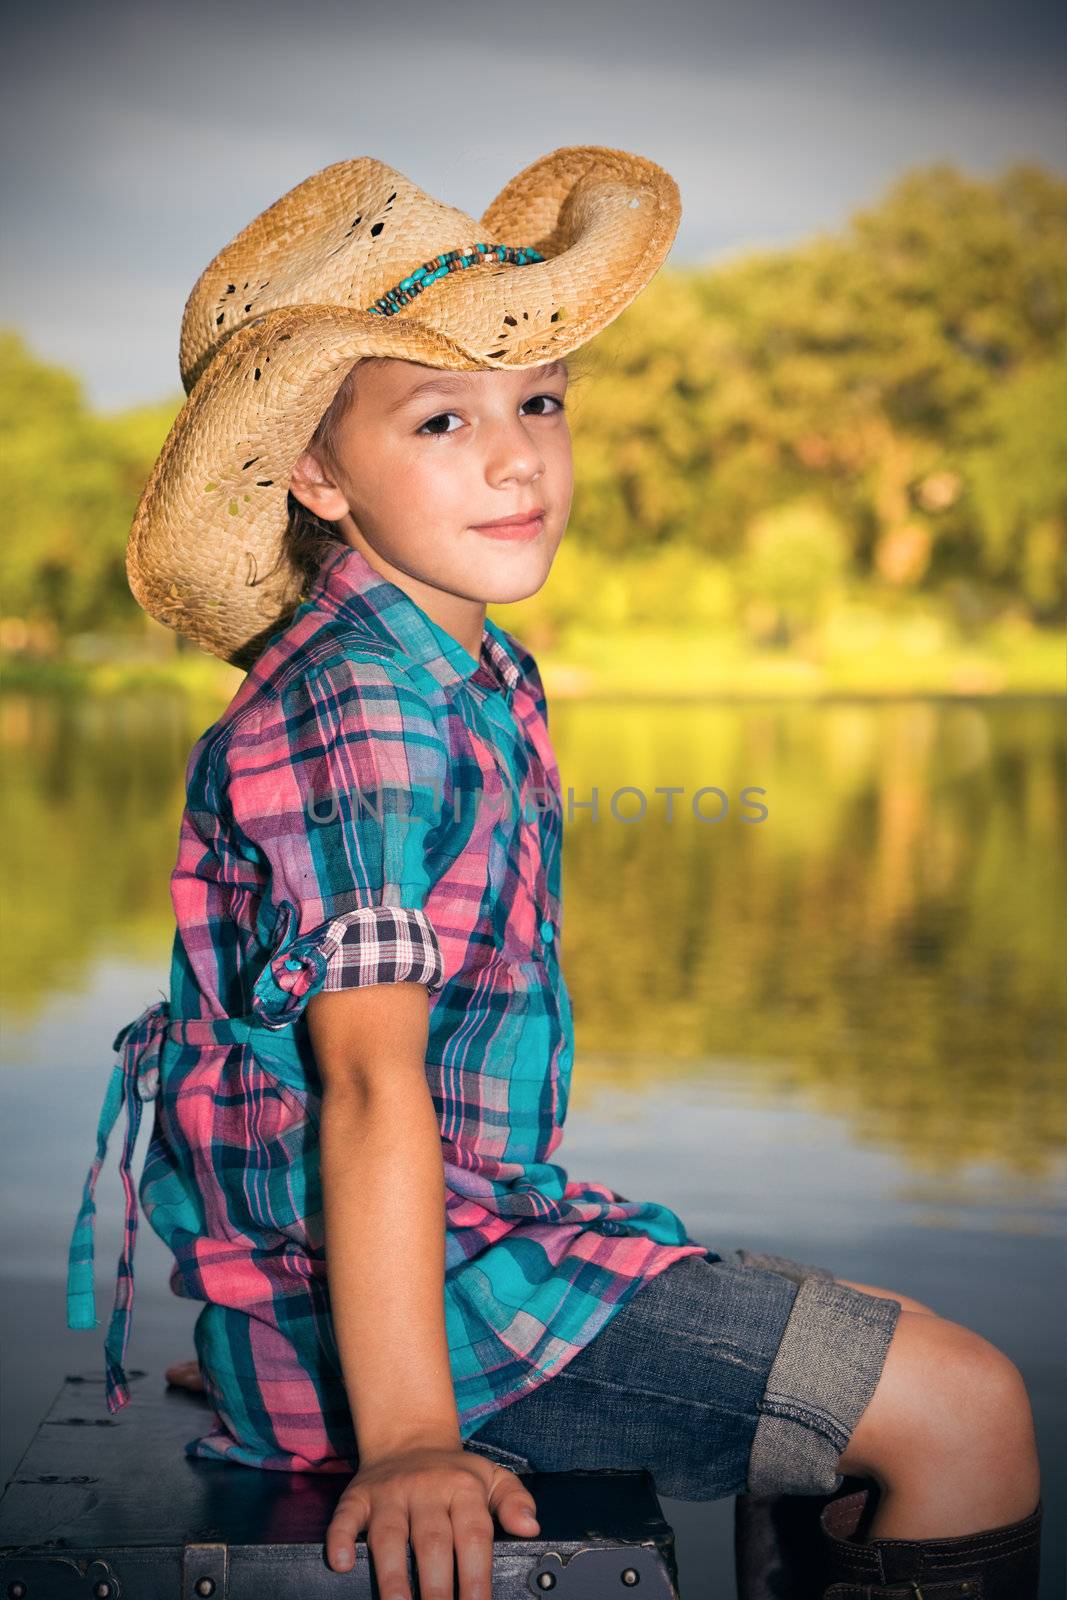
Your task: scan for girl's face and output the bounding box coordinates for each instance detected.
[289,357,573,608]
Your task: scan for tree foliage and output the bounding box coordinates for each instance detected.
[0,331,182,640]
[568,162,1065,623]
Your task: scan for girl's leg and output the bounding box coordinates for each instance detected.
[732,1262,1042,1598]
[837,1306,1041,1538]
[162,1280,938,1395]
[806,1271,1040,1535]
[166,1357,205,1392]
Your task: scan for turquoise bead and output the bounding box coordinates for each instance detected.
[365,242,546,317]
[539,919,554,944]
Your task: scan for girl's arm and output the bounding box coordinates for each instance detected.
[308,978,461,1459]
[307,979,540,1597]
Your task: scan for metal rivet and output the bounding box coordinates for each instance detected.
[622,1570,641,1586]
[8,1582,28,1599]
[195,1581,216,1598]
[93,1586,111,1599]
[536,1575,556,1591]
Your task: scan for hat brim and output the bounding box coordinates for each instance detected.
[129,145,681,666]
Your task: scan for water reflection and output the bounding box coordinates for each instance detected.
[2,692,1063,1179]
[553,698,1065,1179]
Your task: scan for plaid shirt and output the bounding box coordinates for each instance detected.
[67,541,715,1470]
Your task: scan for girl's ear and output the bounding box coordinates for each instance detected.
[289,449,350,522]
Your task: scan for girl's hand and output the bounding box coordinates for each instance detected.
[324,1441,540,1600]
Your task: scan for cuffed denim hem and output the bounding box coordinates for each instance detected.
[744,1272,902,1497]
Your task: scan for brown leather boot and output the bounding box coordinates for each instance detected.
[818,1482,1043,1598]
[734,1477,875,1599]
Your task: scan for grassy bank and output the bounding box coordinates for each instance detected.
[2,610,1062,702]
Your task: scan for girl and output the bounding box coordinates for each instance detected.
[67,148,1042,1600]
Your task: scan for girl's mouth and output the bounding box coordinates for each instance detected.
[470,511,545,542]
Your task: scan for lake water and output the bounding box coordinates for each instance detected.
[1,690,1063,1595]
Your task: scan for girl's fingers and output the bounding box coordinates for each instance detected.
[408,1507,456,1600]
[325,1484,371,1576]
[323,1459,532,1593]
[365,1509,414,1599]
[450,1492,497,1600]
[492,1484,541,1537]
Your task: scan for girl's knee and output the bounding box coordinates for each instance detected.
[840,1310,1034,1485]
[932,1320,1032,1423]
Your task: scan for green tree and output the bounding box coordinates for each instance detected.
[1,330,180,643]
[962,354,1067,618]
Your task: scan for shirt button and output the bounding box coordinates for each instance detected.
[539,919,555,944]
[283,958,302,971]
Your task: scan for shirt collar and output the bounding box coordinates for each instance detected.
[307,541,523,697]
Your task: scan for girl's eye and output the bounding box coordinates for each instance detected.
[416,393,566,436]
[521,392,566,418]
[417,411,464,437]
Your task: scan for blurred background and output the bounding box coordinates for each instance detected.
[1,1,1064,1592]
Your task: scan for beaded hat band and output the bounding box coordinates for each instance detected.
[367,243,546,319]
[130,145,682,666]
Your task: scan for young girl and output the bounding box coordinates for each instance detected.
[66,148,1042,1600]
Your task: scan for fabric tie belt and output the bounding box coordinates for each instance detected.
[65,996,306,1413]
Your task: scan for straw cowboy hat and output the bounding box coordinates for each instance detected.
[127,145,681,667]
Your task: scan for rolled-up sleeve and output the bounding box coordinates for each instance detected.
[225,650,451,1028]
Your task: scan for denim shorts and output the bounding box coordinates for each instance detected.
[464,1246,902,1501]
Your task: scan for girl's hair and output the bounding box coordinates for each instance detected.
[281,355,390,593]
[280,350,582,595]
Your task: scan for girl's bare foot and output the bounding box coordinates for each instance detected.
[165,1358,206,1393]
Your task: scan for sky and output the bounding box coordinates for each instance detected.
[2,0,1064,412]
